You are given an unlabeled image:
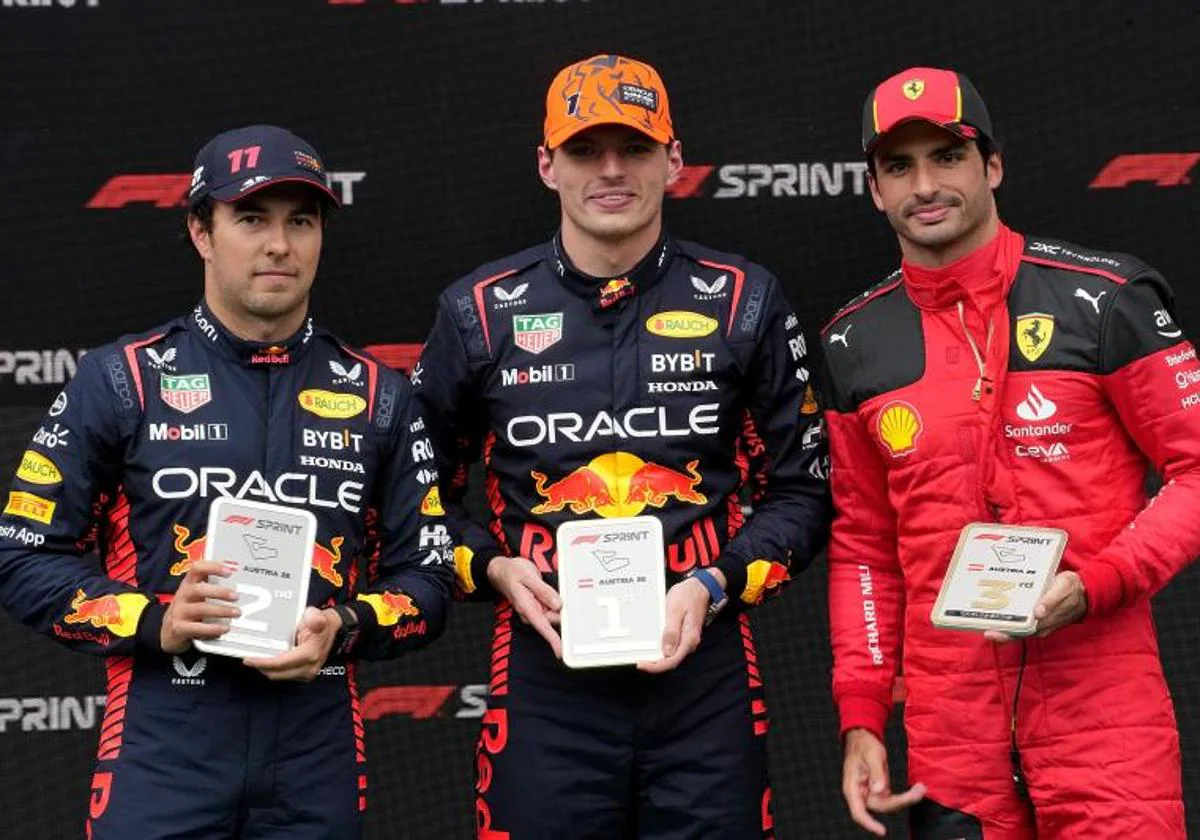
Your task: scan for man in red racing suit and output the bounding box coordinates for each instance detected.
[823,67,1200,839]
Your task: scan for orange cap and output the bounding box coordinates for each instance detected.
[543,54,674,149]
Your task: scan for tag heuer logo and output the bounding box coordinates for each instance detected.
[160,373,212,414]
[513,313,563,355]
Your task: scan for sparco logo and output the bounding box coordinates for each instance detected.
[668,162,869,199]
[149,423,228,442]
[151,467,364,513]
[500,364,575,387]
[506,404,719,447]
[0,349,85,385]
[104,354,135,411]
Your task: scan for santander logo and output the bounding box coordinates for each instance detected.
[1015,385,1056,421]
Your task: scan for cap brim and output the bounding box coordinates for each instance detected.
[545,116,671,150]
[865,116,979,153]
[205,175,341,208]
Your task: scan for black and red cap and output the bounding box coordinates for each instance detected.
[187,124,340,209]
[862,67,994,154]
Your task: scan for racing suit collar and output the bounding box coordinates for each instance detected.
[187,300,316,367]
[549,231,676,312]
[901,223,1024,313]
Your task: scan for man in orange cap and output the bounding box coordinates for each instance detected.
[823,66,1200,838]
[415,54,829,837]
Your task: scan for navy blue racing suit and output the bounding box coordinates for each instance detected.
[415,233,830,839]
[0,302,453,839]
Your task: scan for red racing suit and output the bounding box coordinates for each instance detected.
[822,224,1200,839]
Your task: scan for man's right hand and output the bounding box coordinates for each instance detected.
[841,728,926,836]
[486,556,562,659]
[160,560,241,654]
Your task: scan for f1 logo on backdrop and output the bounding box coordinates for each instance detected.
[87,171,367,208]
[1090,153,1200,188]
[666,162,870,199]
[359,684,487,721]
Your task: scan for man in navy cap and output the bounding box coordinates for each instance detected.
[0,125,453,839]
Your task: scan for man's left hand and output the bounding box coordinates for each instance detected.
[984,570,1087,644]
[244,606,340,681]
[638,570,725,674]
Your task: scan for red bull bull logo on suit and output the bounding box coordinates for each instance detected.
[530,453,706,518]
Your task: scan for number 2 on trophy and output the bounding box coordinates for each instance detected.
[228,583,273,633]
[596,596,631,639]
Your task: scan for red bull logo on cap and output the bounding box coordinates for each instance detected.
[531,452,707,518]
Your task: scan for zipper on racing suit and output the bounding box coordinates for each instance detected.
[962,300,1035,807]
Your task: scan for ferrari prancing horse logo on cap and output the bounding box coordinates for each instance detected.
[903,79,925,100]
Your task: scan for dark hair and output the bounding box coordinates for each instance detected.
[183,192,333,243]
[866,132,1002,178]
[186,196,216,234]
[975,136,1001,167]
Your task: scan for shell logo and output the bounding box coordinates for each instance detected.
[877,401,923,457]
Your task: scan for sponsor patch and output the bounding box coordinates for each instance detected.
[4,490,56,524]
[160,373,212,414]
[420,486,445,517]
[645,311,718,339]
[877,401,922,457]
[513,313,563,355]
[298,390,366,419]
[618,83,658,111]
[1015,314,1055,362]
[800,384,820,415]
[598,278,634,309]
[16,451,61,485]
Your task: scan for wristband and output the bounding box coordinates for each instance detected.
[686,568,729,624]
[330,604,360,657]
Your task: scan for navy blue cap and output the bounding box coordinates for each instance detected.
[187,125,340,208]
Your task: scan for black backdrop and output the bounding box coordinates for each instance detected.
[1,1,1198,837]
